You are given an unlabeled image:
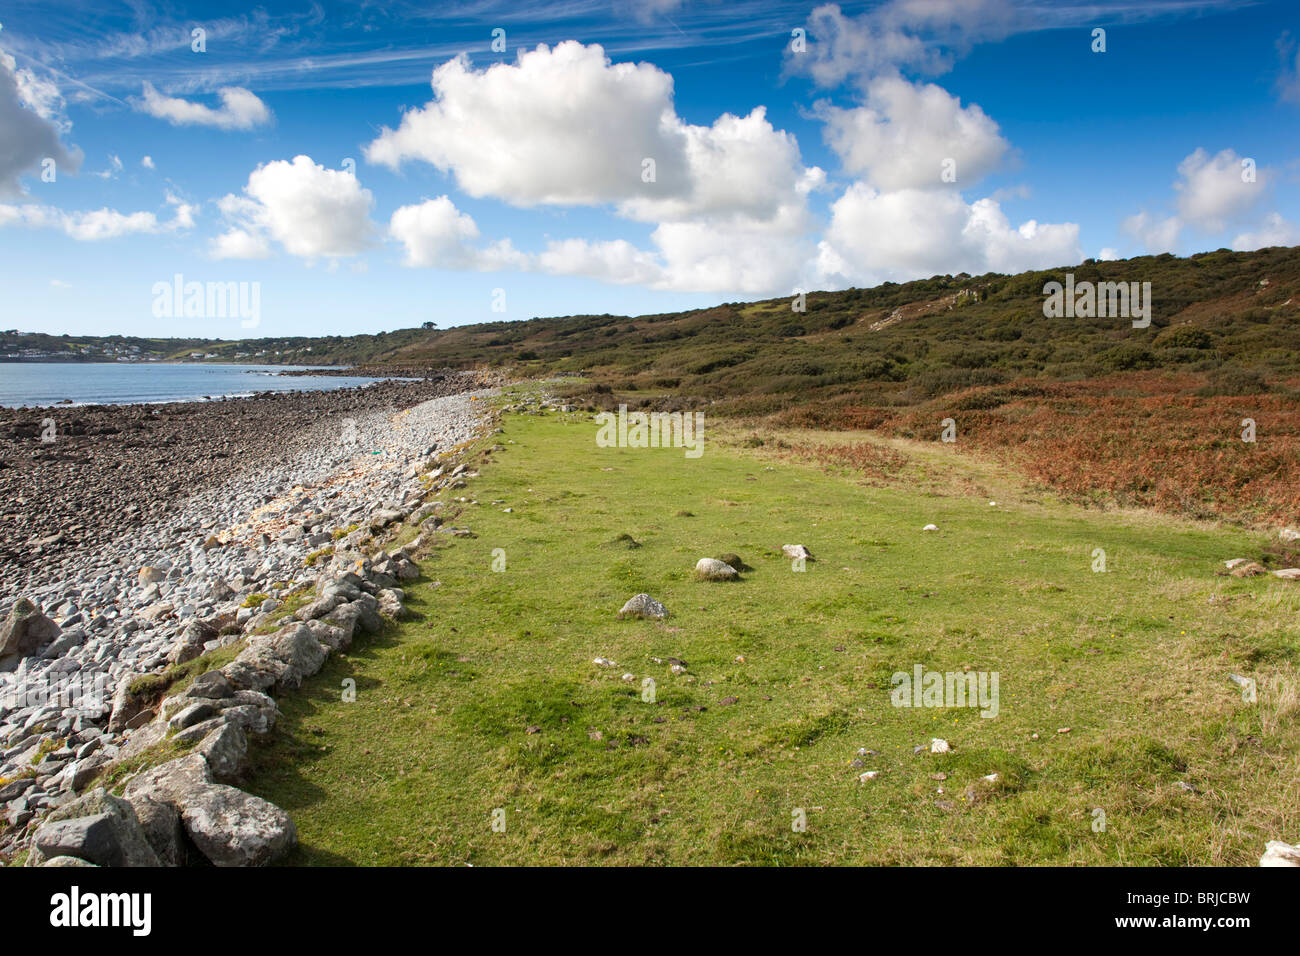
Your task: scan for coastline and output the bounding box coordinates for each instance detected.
[0,371,499,575]
[0,361,417,410]
[1,368,507,856]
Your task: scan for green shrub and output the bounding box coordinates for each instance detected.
[1154,325,1213,349]
[1198,365,1269,396]
[1100,344,1156,371]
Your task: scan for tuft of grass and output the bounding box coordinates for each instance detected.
[305,547,335,567]
[127,642,246,702]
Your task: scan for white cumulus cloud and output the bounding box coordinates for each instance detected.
[0,52,80,197]
[1121,210,1182,254]
[1122,148,1282,254]
[389,196,525,270]
[367,42,827,295]
[0,196,195,240]
[792,0,1023,89]
[1233,212,1300,251]
[212,155,375,259]
[136,82,272,130]
[365,42,822,229]
[818,76,1009,190]
[1174,147,1267,233]
[815,184,1080,287]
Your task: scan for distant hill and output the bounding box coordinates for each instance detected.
[7,246,1299,419]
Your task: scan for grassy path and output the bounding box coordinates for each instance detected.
[245,396,1299,865]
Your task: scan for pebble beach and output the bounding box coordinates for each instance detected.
[0,369,503,858]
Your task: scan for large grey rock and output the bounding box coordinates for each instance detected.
[124,753,213,807]
[223,623,326,694]
[0,598,62,661]
[194,720,247,782]
[376,589,406,618]
[107,672,147,734]
[618,593,668,620]
[694,557,738,581]
[391,557,420,582]
[0,778,35,802]
[218,702,277,736]
[168,700,219,731]
[180,669,234,701]
[302,618,351,653]
[322,602,361,640]
[40,628,86,660]
[180,784,297,867]
[68,752,112,792]
[220,655,279,693]
[123,752,295,869]
[294,595,340,622]
[128,796,185,867]
[168,620,217,666]
[28,788,159,867]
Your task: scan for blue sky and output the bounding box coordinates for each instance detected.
[1,0,1298,339]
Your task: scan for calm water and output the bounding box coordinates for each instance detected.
[0,363,398,408]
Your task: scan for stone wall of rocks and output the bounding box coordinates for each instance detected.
[1,385,503,865]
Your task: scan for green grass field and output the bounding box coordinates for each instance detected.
[244,397,1300,865]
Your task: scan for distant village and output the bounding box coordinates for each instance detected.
[0,332,320,363]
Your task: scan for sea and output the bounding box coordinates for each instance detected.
[0,363,400,408]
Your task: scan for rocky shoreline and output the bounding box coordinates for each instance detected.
[0,370,502,577]
[0,371,513,865]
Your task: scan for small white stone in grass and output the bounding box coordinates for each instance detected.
[923,524,939,532]
[670,663,686,675]
[930,738,950,754]
[989,501,997,506]
[1260,840,1300,866]
[983,773,998,782]
[621,673,635,681]
[1225,558,1249,569]
[858,771,880,782]
[593,657,617,668]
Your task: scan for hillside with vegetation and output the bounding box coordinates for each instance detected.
[7,246,1298,527]
[389,245,1300,530]
[378,247,1300,421]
